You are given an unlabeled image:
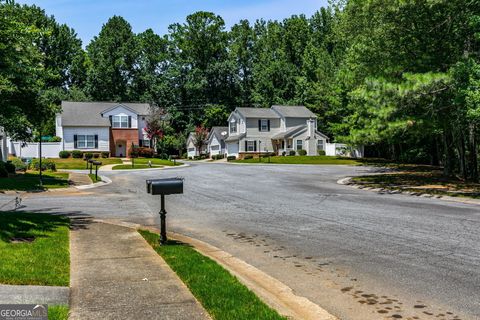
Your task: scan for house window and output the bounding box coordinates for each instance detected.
[143,140,150,148]
[246,141,256,152]
[287,139,292,149]
[77,135,95,149]
[188,147,195,152]
[260,119,269,132]
[211,145,219,151]
[112,115,129,128]
[230,121,237,133]
[317,140,324,151]
[296,140,303,150]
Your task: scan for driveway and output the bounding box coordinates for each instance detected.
[2,163,479,320]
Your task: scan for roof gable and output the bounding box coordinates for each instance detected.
[271,105,317,118]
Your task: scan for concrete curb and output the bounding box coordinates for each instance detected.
[93,218,337,320]
[108,163,189,172]
[0,284,69,305]
[75,175,112,190]
[338,176,480,206]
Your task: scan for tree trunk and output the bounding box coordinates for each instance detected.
[469,124,478,182]
[443,126,455,177]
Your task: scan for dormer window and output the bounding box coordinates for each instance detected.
[112,115,129,128]
[230,120,237,133]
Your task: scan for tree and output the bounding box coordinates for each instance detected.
[192,126,209,155]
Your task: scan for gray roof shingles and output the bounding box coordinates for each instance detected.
[272,105,317,118]
[236,108,280,119]
[60,101,151,127]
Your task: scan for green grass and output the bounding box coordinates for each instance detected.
[88,174,102,183]
[234,155,360,165]
[52,158,122,170]
[134,158,181,166]
[0,172,69,191]
[139,230,285,320]
[49,305,69,320]
[112,164,162,170]
[0,212,70,286]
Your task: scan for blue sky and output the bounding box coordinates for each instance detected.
[16,0,328,46]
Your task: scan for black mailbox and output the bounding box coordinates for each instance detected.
[146,177,184,244]
[92,161,102,166]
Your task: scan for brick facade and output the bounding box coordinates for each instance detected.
[110,129,139,157]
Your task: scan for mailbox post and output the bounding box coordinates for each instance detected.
[92,161,102,180]
[146,178,183,244]
[88,159,94,174]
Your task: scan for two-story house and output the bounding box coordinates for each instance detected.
[225,105,329,158]
[56,101,152,157]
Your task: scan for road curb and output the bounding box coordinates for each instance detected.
[337,176,480,206]
[75,175,112,190]
[93,218,337,320]
[108,163,189,172]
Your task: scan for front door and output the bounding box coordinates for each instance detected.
[116,141,126,157]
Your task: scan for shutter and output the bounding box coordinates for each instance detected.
[139,140,143,147]
[254,141,257,152]
[258,120,261,131]
[267,120,270,131]
[245,140,248,152]
[128,116,132,128]
[109,115,112,126]
[94,135,98,148]
[74,134,78,149]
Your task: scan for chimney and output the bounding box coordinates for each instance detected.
[307,118,315,138]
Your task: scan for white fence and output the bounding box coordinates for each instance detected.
[325,143,364,158]
[9,141,62,158]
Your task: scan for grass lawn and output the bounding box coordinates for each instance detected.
[351,165,480,198]
[52,158,122,170]
[112,164,162,170]
[0,171,69,191]
[88,174,102,183]
[0,212,70,286]
[234,155,361,165]
[134,158,181,166]
[139,230,285,320]
[49,305,69,320]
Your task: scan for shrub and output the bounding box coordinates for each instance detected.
[227,156,236,161]
[30,158,56,171]
[298,149,307,156]
[282,151,286,156]
[101,151,110,158]
[0,162,7,178]
[93,153,100,158]
[289,150,296,156]
[11,158,27,171]
[48,136,62,142]
[244,155,253,160]
[84,153,94,160]
[193,156,200,160]
[59,151,70,158]
[72,150,83,158]
[182,153,187,159]
[318,150,326,156]
[5,161,15,174]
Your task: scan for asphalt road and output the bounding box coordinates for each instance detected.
[2,162,479,320]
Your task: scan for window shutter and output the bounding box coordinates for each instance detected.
[267,120,270,131]
[109,115,112,125]
[245,140,248,152]
[128,116,132,128]
[94,135,98,148]
[258,120,261,131]
[139,140,143,147]
[254,141,257,151]
[74,134,78,148]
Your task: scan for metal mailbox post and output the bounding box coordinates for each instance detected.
[92,161,102,180]
[146,178,184,244]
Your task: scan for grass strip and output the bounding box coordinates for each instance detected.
[139,230,285,320]
[134,158,181,166]
[48,305,69,320]
[112,164,162,170]
[0,172,69,191]
[52,158,122,170]
[88,174,102,183]
[233,155,360,165]
[0,212,70,286]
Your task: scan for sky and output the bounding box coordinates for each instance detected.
[16,0,329,46]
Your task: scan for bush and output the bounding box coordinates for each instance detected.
[0,162,7,178]
[182,153,188,159]
[93,153,100,158]
[227,156,236,161]
[11,158,27,171]
[244,155,253,160]
[298,149,307,156]
[29,158,56,171]
[59,151,70,158]
[282,151,286,156]
[84,153,94,160]
[101,151,110,158]
[72,150,83,158]
[193,156,200,160]
[5,161,15,174]
[48,136,62,142]
[289,150,296,156]
[318,150,326,156]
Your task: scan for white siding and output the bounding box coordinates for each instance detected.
[226,142,239,157]
[137,115,149,140]
[63,127,110,151]
[55,114,63,139]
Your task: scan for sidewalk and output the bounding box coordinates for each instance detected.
[69,221,209,320]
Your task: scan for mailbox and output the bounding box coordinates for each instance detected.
[147,178,183,195]
[92,161,102,166]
